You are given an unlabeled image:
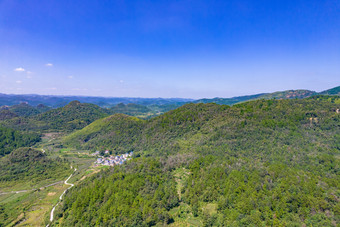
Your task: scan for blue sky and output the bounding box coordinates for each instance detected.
[0,0,339,98]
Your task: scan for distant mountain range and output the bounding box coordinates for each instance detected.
[0,93,192,108]
[194,86,340,105]
[0,85,339,109]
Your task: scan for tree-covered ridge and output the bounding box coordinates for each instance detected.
[195,93,265,105]
[195,89,319,105]
[64,103,228,153]
[108,103,152,115]
[54,158,179,226]
[0,147,71,185]
[257,89,316,99]
[32,101,109,130]
[320,86,340,96]
[65,98,340,155]
[0,101,109,132]
[64,114,145,153]
[7,103,51,117]
[58,98,340,226]
[0,127,41,156]
[0,109,18,121]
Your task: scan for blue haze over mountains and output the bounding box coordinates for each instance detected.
[0,86,339,108]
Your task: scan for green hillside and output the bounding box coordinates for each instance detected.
[0,109,18,121]
[65,114,145,152]
[320,86,340,96]
[195,93,265,105]
[0,147,70,186]
[0,101,108,132]
[195,89,317,105]
[8,103,51,117]
[0,127,41,156]
[57,97,340,226]
[258,89,316,99]
[32,101,108,130]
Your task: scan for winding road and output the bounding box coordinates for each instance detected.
[46,167,77,227]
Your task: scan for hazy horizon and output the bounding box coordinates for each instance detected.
[0,84,338,100]
[1,0,339,99]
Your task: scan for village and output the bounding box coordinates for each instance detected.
[92,150,133,166]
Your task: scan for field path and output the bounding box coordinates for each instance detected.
[0,181,63,195]
[46,167,77,227]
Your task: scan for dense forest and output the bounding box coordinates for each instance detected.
[0,101,109,132]
[0,147,71,185]
[54,158,179,226]
[53,97,340,226]
[0,127,41,156]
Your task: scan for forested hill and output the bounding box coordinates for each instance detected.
[56,97,340,226]
[65,97,340,155]
[32,101,108,130]
[0,101,109,131]
[0,103,51,120]
[194,89,324,105]
[0,127,40,156]
[320,86,340,96]
[4,103,51,117]
[0,109,18,121]
[0,147,70,185]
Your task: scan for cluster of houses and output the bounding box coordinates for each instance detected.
[93,151,133,167]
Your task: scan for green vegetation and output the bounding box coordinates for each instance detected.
[0,147,74,226]
[32,101,108,131]
[258,89,316,99]
[0,127,40,156]
[53,158,179,226]
[0,93,339,226]
[57,97,340,226]
[65,114,144,153]
[0,101,109,132]
[109,103,152,115]
[320,86,340,96]
[8,103,51,117]
[195,93,265,105]
[106,103,185,119]
[0,147,71,189]
[0,109,18,121]
[0,182,70,227]
[195,89,317,105]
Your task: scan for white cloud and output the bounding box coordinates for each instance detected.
[120,80,124,83]
[14,67,25,72]
[46,87,57,90]
[26,75,32,79]
[72,88,88,91]
[26,71,33,74]
[68,75,74,79]
[16,80,22,84]
[45,63,53,67]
